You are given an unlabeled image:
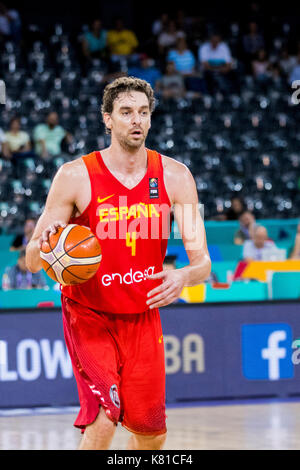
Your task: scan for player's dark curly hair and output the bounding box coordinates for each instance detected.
[101,76,155,134]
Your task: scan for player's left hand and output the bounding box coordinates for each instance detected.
[146,269,186,309]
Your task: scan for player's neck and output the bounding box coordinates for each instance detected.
[102,142,147,174]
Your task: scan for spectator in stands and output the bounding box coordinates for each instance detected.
[10,217,36,252]
[289,223,300,259]
[157,20,185,57]
[33,111,73,160]
[205,271,218,283]
[163,254,177,270]
[246,1,265,27]
[163,252,219,286]
[128,54,162,89]
[2,248,47,290]
[198,32,235,95]
[79,19,107,75]
[224,196,246,220]
[288,52,300,85]
[0,2,11,40]
[162,254,192,303]
[82,19,107,59]
[278,47,297,79]
[0,2,21,45]
[252,49,271,83]
[167,37,196,75]
[242,21,265,71]
[242,225,277,262]
[107,17,138,63]
[234,210,257,245]
[175,9,194,38]
[168,37,205,96]
[0,125,6,155]
[156,61,186,99]
[2,116,31,160]
[152,12,169,37]
[269,61,284,88]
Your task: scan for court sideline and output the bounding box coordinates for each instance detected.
[1,400,300,450]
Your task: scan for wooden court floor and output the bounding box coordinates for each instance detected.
[1,401,300,450]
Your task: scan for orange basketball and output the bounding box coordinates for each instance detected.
[40,224,102,286]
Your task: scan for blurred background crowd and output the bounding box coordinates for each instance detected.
[0,0,300,299]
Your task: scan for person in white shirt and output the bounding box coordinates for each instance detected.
[2,116,31,159]
[243,225,277,261]
[199,34,232,68]
[198,32,236,95]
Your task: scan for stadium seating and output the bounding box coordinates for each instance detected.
[0,34,299,230]
[0,28,300,304]
[268,271,300,300]
[205,280,268,302]
[0,288,61,308]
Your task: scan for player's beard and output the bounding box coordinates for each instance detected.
[118,132,147,152]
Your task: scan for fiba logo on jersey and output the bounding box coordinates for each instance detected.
[149,177,159,198]
[109,384,120,408]
[149,177,158,188]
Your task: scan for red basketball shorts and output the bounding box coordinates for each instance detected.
[61,295,167,436]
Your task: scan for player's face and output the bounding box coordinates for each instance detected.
[107,91,151,150]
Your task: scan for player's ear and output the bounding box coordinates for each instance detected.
[103,112,112,132]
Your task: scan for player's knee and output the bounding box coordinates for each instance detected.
[80,408,117,449]
[152,432,167,449]
[96,407,117,429]
[86,407,116,435]
[133,431,167,450]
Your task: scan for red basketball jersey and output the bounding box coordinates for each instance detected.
[61,149,172,314]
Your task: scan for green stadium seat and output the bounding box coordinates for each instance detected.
[0,288,61,308]
[205,221,239,244]
[211,261,238,282]
[218,244,243,261]
[0,235,15,251]
[0,250,20,284]
[268,271,300,300]
[206,281,268,302]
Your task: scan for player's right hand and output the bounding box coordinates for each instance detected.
[38,221,67,249]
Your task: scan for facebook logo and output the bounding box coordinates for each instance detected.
[242,323,294,380]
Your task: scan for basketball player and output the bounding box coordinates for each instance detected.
[25,77,211,450]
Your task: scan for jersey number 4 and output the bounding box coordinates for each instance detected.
[126,231,136,256]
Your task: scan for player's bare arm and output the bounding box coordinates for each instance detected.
[146,157,211,309]
[25,158,90,273]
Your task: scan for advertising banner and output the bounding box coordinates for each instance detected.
[1,302,300,407]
